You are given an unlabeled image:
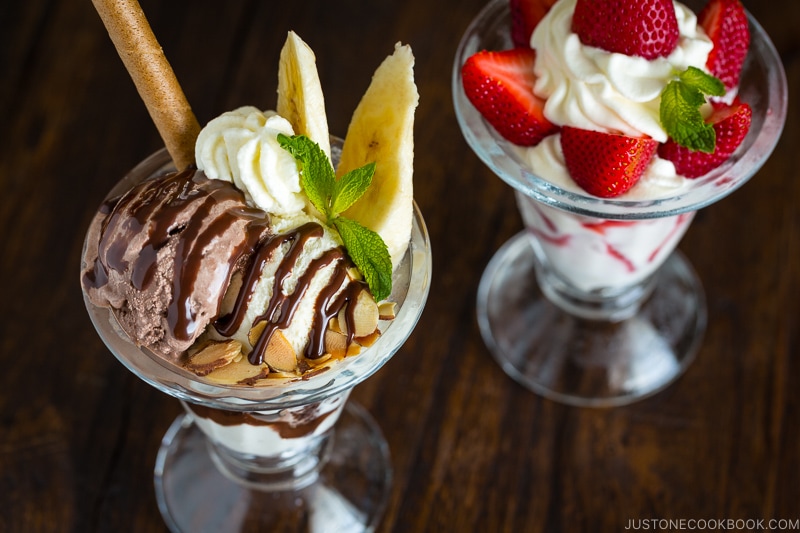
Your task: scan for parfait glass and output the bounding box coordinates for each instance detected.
[453,0,786,406]
[82,141,432,532]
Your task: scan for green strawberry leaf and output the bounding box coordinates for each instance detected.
[333,216,392,302]
[277,133,336,217]
[332,162,375,214]
[660,67,725,153]
[279,134,393,301]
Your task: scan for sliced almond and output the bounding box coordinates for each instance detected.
[185,340,243,377]
[346,343,362,357]
[324,330,348,358]
[350,290,380,337]
[205,357,268,385]
[337,290,380,338]
[306,353,333,367]
[355,330,380,348]
[346,266,362,281]
[267,371,297,379]
[263,330,298,372]
[248,322,298,372]
[248,320,267,347]
[327,316,343,334]
[378,301,397,320]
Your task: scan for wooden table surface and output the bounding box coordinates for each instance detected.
[2,0,798,531]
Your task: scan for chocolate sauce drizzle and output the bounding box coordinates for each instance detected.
[87,169,269,342]
[214,222,368,365]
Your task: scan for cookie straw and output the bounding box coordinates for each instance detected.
[91,0,200,170]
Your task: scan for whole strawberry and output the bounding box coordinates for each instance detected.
[572,0,679,60]
[461,48,559,146]
[510,0,559,48]
[699,0,750,90]
[658,100,752,178]
[561,127,658,198]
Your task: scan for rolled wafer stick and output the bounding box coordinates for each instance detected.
[92,0,200,170]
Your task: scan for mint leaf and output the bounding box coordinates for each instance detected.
[660,81,716,152]
[333,216,392,302]
[679,66,725,96]
[659,67,725,153]
[277,133,336,216]
[332,162,375,214]
[280,135,393,301]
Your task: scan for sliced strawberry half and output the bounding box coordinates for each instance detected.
[461,48,559,146]
[561,127,658,198]
[699,0,750,90]
[572,0,679,60]
[510,0,559,48]
[658,100,752,178]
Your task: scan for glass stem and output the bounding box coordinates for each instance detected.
[529,237,658,322]
[206,429,332,492]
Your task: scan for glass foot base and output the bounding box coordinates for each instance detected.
[477,232,707,407]
[154,402,391,532]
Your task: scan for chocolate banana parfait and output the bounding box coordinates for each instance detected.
[81,30,428,525]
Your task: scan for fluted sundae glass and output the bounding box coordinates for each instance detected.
[453,0,786,406]
[82,142,432,532]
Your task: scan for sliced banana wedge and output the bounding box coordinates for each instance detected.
[277,31,331,160]
[338,43,418,271]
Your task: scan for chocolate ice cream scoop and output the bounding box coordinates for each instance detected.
[82,168,271,359]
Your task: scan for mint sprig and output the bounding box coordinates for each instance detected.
[660,66,725,153]
[277,133,392,301]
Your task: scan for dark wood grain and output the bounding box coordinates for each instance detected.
[1,0,798,531]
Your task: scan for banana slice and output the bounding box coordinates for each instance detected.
[338,43,418,270]
[277,31,331,160]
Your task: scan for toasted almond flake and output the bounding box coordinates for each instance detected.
[355,330,380,348]
[205,357,268,385]
[185,340,243,376]
[346,266,363,281]
[263,330,298,372]
[248,320,267,346]
[324,330,348,358]
[346,343,362,357]
[378,301,397,320]
[266,370,298,379]
[306,353,333,367]
[328,316,343,334]
[338,290,380,338]
[351,290,379,337]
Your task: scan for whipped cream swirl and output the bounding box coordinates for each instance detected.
[195,106,305,216]
[531,0,713,142]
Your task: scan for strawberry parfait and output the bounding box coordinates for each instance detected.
[455,0,786,294]
[453,0,786,404]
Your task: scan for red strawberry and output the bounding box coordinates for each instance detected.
[658,100,752,178]
[510,0,559,48]
[571,0,679,60]
[560,127,658,198]
[698,0,750,90]
[461,48,559,146]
